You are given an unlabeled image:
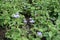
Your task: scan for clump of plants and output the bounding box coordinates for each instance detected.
[0,0,60,40]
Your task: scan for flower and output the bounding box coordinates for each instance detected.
[29,18,35,23]
[29,18,32,20]
[23,19,27,24]
[12,12,20,18]
[29,20,35,23]
[37,32,42,36]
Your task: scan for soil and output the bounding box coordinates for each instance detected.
[0,28,6,40]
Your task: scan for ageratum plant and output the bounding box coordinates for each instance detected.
[0,0,60,40]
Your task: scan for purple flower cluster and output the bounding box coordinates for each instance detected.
[37,32,42,37]
[12,12,20,18]
[29,18,35,23]
[23,18,35,24]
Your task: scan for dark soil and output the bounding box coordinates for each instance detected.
[0,27,6,40]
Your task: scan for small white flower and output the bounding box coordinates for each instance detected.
[23,19,27,24]
[29,18,35,23]
[29,18,32,20]
[12,12,20,18]
[29,19,35,23]
[37,32,42,36]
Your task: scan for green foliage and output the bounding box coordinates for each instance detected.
[0,0,60,40]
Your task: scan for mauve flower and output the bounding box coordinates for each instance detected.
[12,12,20,18]
[37,32,42,36]
[29,19,35,23]
[23,19,27,24]
[29,18,32,20]
[29,18,35,23]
